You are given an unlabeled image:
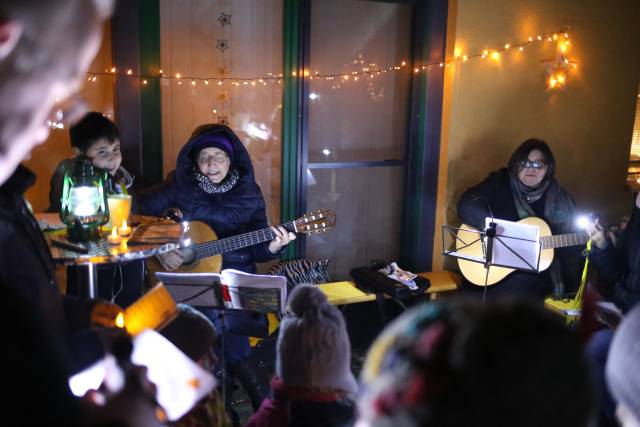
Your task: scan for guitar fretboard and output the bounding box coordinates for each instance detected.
[191,221,296,261]
[540,232,588,249]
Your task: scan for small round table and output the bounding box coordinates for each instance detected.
[41,215,181,298]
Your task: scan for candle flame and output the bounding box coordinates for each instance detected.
[115,312,125,328]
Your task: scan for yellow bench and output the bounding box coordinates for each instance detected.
[250,271,460,346]
[318,271,460,306]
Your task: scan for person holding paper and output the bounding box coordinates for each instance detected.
[457,138,581,299]
[138,123,295,424]
[0,1,167,426]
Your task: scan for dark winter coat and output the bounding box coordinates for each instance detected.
[457,168,582,298]
[137,125,274,364]
[136,125,276,273]
[589,201,640,312]
[0,165,103,371]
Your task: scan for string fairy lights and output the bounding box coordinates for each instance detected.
[84,26,576,91]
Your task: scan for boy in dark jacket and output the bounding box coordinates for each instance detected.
[48,111,134,212]
[47,111,143,307]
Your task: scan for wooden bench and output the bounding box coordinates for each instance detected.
[318,271,460,306]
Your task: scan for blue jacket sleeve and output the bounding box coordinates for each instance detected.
[135,174,176,217]
[248,197,281,263]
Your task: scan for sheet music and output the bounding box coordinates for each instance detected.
[486,218,540,271]
[155,272,225,307]
[156,269,287,314]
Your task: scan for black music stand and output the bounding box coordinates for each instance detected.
[154,271,284,415]
[442,218,542,301]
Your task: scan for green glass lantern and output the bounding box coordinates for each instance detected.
[59,158,109,242]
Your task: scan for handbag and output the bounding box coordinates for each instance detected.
[350,262,430,300]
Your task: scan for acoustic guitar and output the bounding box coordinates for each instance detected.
[456,216,588,286]
[146,209,336,282]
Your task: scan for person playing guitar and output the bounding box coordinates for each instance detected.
[137,123,295,425]
[456,138,583,300]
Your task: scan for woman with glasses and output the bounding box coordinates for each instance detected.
[137,123,294,426]
[457,138,581,299]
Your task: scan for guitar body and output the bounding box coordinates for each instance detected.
[145,209,336,288]
[456,217,554,286]
[146,221,222,286]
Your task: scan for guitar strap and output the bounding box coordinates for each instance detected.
[574,239,592,303]
[543,240,591,324]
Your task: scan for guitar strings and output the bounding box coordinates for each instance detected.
[191,221,297,259]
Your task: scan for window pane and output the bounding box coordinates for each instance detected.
[306,167,403,280]
[308,0,412,163]
[160,0,283,223]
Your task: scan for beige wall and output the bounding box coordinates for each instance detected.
[159,0,283,225]
[433,0,640,270]
[24,23,114,213]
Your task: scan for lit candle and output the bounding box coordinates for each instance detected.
[118,219,131,237]
[108,227,122,245]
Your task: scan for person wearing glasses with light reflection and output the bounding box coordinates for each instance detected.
[137,123,295,426]
[457,138,581,300]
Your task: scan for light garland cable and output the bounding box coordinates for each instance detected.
[85,26,576,88]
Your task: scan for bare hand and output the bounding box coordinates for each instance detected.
[84,366,166,427]
[156,249,185,271]
[91,301,124,328]
[636,192,640,209]
[268,226,296,254]
[586,218,608,249]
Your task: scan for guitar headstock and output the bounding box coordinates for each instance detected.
[294,209,336,234]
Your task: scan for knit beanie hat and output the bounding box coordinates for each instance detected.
[276,284,357,393]
[189,133,234,163]
[606,305,640,424]
[159,304,217,362]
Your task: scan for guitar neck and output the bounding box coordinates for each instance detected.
[191,221,296,261]
[540,232,588,249]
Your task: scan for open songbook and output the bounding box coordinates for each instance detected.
[155,269,287,315]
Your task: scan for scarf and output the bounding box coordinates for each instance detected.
[195,168,239,194]
[509,172,577,296]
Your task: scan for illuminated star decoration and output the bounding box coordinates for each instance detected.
[216,39,230,51]
[542,32,577,90]
[218,13,231,26]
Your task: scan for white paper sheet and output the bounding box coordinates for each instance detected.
[485,218,540,271]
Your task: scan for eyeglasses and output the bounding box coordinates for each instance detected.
[197,154,229,165]
[47,94,89,130]
[519,160,546,170]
